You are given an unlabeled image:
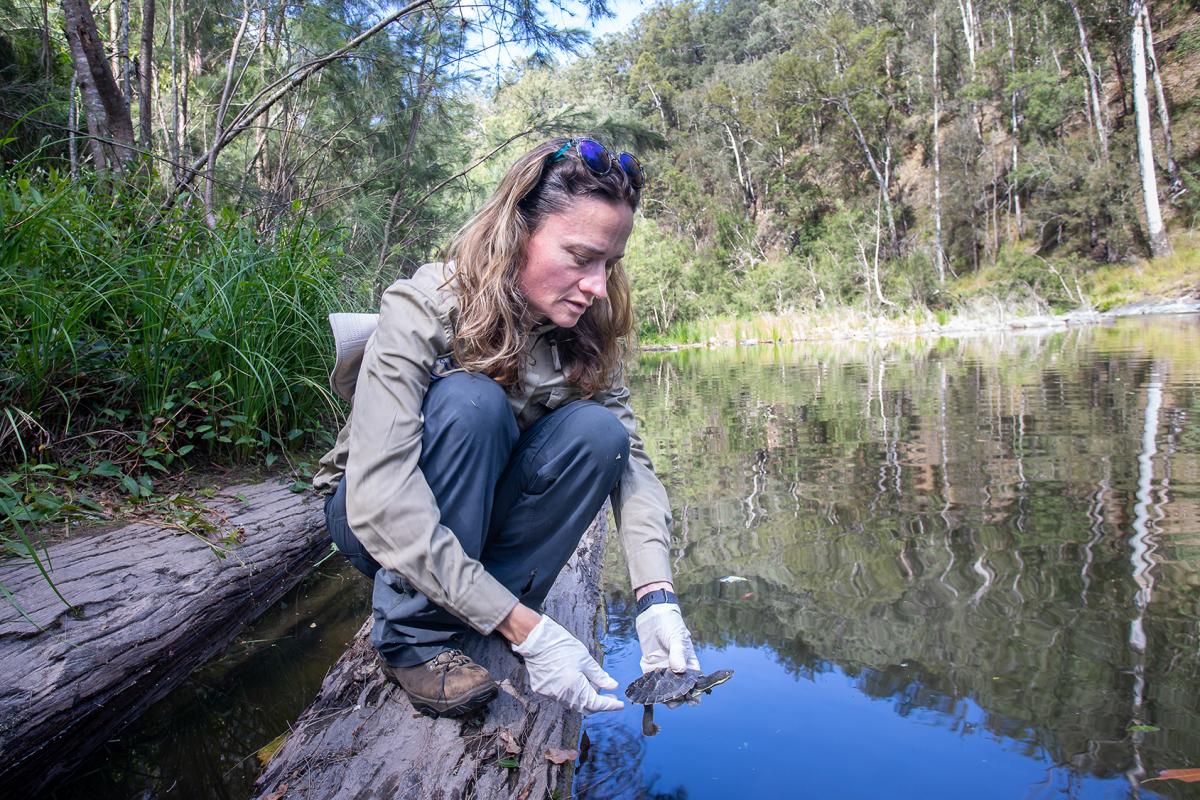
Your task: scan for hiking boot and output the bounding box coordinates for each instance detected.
[378,649,498,718]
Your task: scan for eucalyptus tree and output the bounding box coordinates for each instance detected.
[1129,0,1169,256]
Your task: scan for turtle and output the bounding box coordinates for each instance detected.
[625,668,734,705]
[624,668,734,737]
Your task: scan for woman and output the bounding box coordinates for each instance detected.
[314,137,700,718]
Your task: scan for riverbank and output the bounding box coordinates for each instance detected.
[640,296,1200,351]
[639,237,1200,350]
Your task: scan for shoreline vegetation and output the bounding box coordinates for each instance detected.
[637,234,1200,349]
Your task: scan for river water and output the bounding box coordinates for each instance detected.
[52,315,1200,799]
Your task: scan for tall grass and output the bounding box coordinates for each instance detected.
[0,166,353,495]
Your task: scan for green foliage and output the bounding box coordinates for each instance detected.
[1176,27,1200,56]
[1020,138,1137,263]
[0,165,347,511]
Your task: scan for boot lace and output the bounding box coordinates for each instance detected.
[426,649,472,672]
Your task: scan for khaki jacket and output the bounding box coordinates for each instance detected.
[313,262,673,635]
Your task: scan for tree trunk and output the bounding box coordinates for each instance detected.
[169,0,180,176]
[0,482,329,796]
[1066,0,1108,157]
[1142,4,1178,190]
[61,0,137,174]
[835,98,898,254]
[1130,0,1170,257]
[957,0,978,79]
[204,0,252,228]
[723,121,755,213]
[40,0,52,81]
[67,72,79,175]
[138,0,155,149]
[932,9,945,283]
[180,0,190,172]
[118,0,131,103]
[1006,7,1022,238]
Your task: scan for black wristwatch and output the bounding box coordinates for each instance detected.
[635,588,678,616]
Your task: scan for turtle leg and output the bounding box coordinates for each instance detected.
[641,705,660,737]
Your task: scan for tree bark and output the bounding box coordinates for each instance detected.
[1006,6,1022,238]
[61,0,137,174]
[67,72,79,175]
[252,513,610,800]
[932,8,945,283]
[832,97,898,254]
[138,0,155,149]
[1141,3,1178,190]
[118,0,131,103]
[1066,0,1108,157]
[0,481,329,796]
[1130,0,1170,257]
[169,0,180,176]
[957,0,978,79]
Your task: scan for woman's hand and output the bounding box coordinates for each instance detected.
[511,614,624,714]
[635,602,701,675]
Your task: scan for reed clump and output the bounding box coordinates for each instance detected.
[0,165,355,534]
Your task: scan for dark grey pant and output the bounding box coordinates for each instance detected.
[325,371,630,667]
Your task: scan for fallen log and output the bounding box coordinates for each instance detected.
[0,480,329,795]
[252,512,609,800]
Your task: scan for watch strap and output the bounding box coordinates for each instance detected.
[635,588,678,616]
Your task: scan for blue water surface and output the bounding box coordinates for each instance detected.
[583,639,1155,800]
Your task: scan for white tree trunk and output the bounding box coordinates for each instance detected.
[932,9,945,283]
[1131,1,1170,257]
[1067,0,1108,158]
[1006,8,1022,238]
[1142,4,1178,189]
[957,0,977,78]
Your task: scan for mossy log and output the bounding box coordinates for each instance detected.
[0,481,329,794]
[251,513,609,800]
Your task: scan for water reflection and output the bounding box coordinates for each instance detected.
[588,316,1200,799]
[47,561,373,800]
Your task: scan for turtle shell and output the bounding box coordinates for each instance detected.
[624,668,704,704]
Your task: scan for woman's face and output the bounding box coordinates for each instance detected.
[519,197,634,328]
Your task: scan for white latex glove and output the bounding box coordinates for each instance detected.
[636,603,701,675]
[512,615,624,714]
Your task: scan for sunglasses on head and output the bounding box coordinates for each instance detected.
[547,138,645,190]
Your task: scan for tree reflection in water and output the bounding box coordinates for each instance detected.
[585,316,1200,798]
[575,717,688,800]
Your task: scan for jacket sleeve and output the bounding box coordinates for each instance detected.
[592,367,674,590]
[343,281,518,635]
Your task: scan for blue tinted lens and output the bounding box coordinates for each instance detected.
[618,152,645,189]
[577,139,613,176]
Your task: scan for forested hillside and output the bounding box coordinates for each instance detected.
[478,0,1200,336]
[0,0,1196,522]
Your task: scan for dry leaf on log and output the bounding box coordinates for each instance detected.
[544,747,579,764]
[498,729,522,755]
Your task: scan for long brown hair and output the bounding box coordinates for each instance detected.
[446,137,639,394]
